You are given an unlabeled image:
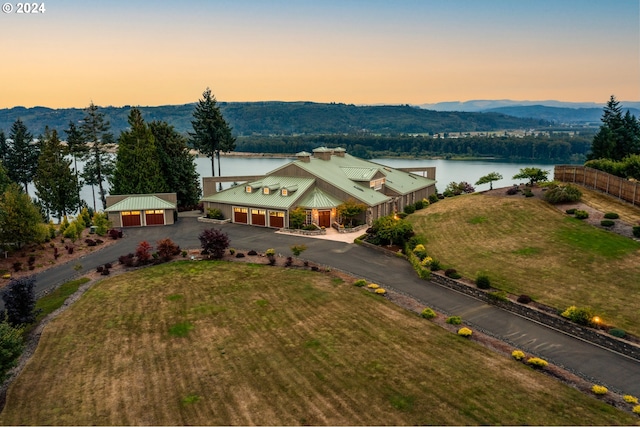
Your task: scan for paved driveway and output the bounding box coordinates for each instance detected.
[28,216,640,396]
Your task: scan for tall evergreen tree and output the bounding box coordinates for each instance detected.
[111,108,166,195]
[150,120,201,208]
[0,163,12,194]
[189,88,235,176]
[80,102,114,210]
[5,119,39,194]
[0,131,7,163]
[588,95,639,161]
[34,128,79,221]
[64,121,90,213]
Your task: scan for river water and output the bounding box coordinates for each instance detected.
[31,155,570,213]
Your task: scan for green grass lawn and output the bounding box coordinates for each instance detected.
[0,261,635,425]
[408,193,640,335]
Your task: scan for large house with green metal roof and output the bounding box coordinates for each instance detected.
[200,147,436,229]
[105,193,177,227]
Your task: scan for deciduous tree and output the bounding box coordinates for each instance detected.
[337,198,367,226]
[475,172,503,190]
[0,319,24,381]
[0,184,45,249]
[512,167,549,186]
[199,228,230,259]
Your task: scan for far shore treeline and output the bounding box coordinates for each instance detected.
[0,101,602,163]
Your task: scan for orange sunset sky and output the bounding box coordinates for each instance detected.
[1,0,639,109]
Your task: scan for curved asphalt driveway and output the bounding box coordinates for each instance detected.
[28,217,640,397]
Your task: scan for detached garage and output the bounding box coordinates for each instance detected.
[105,193,177,228]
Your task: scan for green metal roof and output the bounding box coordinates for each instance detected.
[105,195,176,212]
[369,161,436,195]
[201,176,315,210]
[297,188,343,209]
[340,167,379,181]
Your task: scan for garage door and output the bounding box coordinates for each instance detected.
[268,211,284,228]
[121,211,141,227]
[251,209,266,226]
[145,209,165,226]
[233,207,248,224]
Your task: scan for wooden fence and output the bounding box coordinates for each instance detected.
[554,165,640,206]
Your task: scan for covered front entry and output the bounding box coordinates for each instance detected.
[251,208,266,226]
[121,211,142,227]
[268,210,285,228]
[233,207,248,224]
[318,210,331,228]
[145,209,165,226]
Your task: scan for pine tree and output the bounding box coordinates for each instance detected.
[189,88,235,176]
[588,95,640,161]
[0,130,7,163]
[5,119,39,194]
[64,121,90,213]
[80,102,114,210]
[150,120,201,208]
[0,162,12,194]
[111,108,166,195]
[34,128,79,220]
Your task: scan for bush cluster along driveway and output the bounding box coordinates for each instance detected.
[0,261,635,425]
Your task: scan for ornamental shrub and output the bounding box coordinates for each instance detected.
[420,308,436,319]
[488,290,508,302]
[623,395,638,404]
[457,327,472,337]
[353,279,367,287]
[591,385,608,395]
[565,208,577,214]
[574,210,589,219]
[506,186,519,195]
[604,212,619,219]
[523,189,534,197]
[475,274,491,289]
[290,244,307,256]
[633,226,640,238]
[367,283,379,289]
[633,405,640,415]
[561,305,595,326]
[511,350,525,361]
[0,320,24,382]
[412,244,427,260]
[600,219,615,227]
[136,241,153,264]
[1,276,38,326]
[446,316,462,325]
[403,204,416,215]
[156,238,179,261]
[609,328,626,338]
[526,357,548,368]
[543,184,582,204]
[206,208,224,220]
[444,268,461,279]
[517,294,532,304]
[198,228,230,259]
[265,248,276,257]
[375,288,387,295]
[429,259,442,271]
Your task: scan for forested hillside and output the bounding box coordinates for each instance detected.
[0,102,548,137]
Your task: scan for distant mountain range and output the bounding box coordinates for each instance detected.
[418,100,640,124]
[0,102,548,137]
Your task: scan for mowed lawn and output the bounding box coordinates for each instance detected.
[408,193,640,335]
[0,261,635,425]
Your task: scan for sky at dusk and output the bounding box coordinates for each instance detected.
[1,0,639,108]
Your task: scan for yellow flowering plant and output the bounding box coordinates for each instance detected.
[457,327,472,337]
[591,385,608,395]
[511,350,525,361]
[526,357,548,368]
[375,288,387,295]
[367,283,379,289]
[632,405,640,415]
[623,395,638,404]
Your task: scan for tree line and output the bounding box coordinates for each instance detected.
[0,88,234,252]
[235,132,593,162]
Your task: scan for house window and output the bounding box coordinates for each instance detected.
[245,186,252,193]
[370,178,385,190]
[263,187,270,195]
[281,188,288,196]
[122,211,141,216]
[145,210,163,214]
[305,210,312,225]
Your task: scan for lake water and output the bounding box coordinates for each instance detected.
[31,155,570,214]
